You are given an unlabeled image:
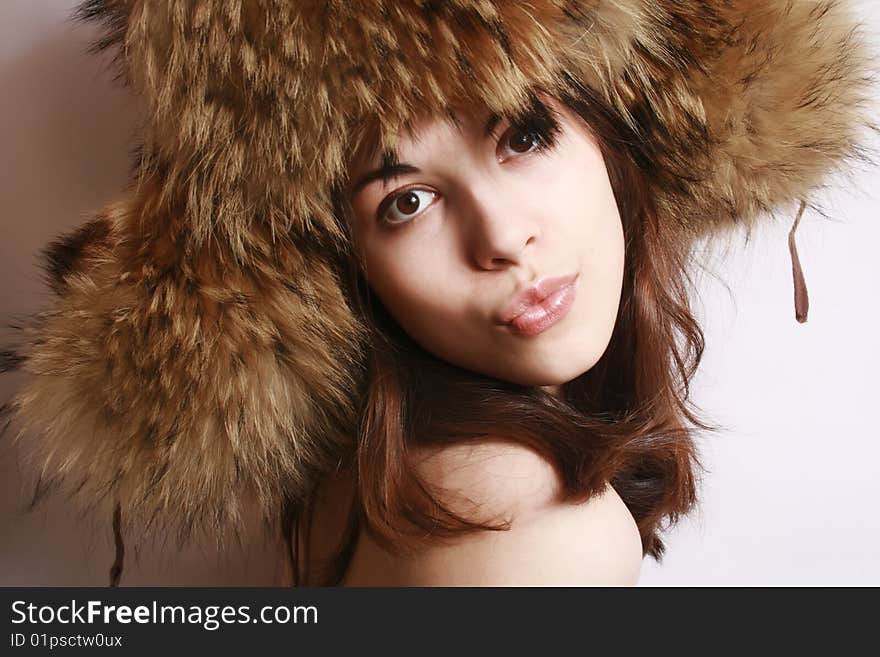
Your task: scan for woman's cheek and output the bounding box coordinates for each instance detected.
[369,258,434,320]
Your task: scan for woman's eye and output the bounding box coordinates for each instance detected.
[498,127,540,161]
[381,189,437,224]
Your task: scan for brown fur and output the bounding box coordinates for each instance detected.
[3,0,875,546]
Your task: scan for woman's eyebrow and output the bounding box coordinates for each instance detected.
[483,112,502,137]
[350,162,421,196]
[350,112,502,196]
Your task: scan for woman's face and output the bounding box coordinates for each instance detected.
[346,95,624,390]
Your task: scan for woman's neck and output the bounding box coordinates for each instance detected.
[541,384,561,398]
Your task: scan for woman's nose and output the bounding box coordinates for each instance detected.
[461,180,542,270]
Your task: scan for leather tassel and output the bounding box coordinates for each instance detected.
[788,200,809,323]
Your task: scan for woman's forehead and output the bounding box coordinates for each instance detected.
[349,93,562,175]
[349,102,498,172]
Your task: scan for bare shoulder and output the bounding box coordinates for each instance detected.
[343,441,644,586]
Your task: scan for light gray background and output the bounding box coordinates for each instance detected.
[2,0,877,586]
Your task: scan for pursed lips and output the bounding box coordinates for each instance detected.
[496,272,579,325]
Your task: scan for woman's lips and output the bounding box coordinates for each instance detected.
[503,274,579,337]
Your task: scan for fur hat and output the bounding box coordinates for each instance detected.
[2,0,875,577]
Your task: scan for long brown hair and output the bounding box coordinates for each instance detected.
[287,84,717,586]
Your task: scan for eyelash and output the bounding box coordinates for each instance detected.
[376,116,561,227]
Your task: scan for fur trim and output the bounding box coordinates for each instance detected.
[3,0,875,545]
